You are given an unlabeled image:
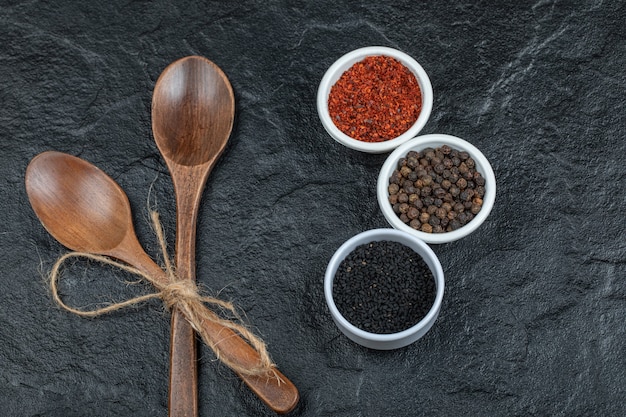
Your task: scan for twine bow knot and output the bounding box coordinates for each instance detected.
[48,211,277,379]
[160,280,201,310]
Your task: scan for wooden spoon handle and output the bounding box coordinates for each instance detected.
[112,240,199,417]
[154,162,299,414]
[168,169,204,417]
[114,237,299,414]
[168,310,197,416]
[194,313,299,414]
[237,370,299,415]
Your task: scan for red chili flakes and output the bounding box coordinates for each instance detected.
[328,55,423,143]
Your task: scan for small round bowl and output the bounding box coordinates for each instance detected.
[377,134,496,244]
[324,228,444,350]
[317,46,433,154]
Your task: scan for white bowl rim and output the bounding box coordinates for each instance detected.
[377,134,497,244]
[324,228,445,344]
[317,46,434,154]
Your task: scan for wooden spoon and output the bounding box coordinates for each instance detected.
[151,55,297,415]
[151,55,229,416]
[25,151,299,414]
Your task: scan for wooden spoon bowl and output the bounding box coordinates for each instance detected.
[26,151,143,261]
[152,56,234,167]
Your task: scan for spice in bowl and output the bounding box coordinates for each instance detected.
[328,55,423,143]
[387,145,485,233]
[325,229,444,349]
[332,240,436,334]
[318,47,433,154]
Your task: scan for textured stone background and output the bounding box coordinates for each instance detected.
[1,1,625,416]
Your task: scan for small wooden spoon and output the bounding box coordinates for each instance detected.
[25,151,299,414]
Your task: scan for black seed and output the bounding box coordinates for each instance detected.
[332,240,437,334]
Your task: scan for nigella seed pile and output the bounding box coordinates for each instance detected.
[388,145,485,233]
[332,240,436,334]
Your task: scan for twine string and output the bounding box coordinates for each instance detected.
[48,211,278,380]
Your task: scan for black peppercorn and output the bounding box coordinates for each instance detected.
[474,173,485,186]
[449,219,461,230]
[433,187,447,199]
[390,170,402,185]
[387,145,486,233]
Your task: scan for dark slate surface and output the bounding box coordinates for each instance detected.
[1,1,625,416]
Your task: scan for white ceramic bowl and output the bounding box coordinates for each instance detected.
[377,134,496,244]
[317,46,433,154]
[324,228,444,350]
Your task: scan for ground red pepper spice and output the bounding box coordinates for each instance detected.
[328,55,422,143]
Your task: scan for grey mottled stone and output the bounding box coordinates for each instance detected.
[0,0,624,416]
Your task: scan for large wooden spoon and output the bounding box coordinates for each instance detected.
[151,55,297,415]
[25,151,299,414]
[151,55,230,416]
